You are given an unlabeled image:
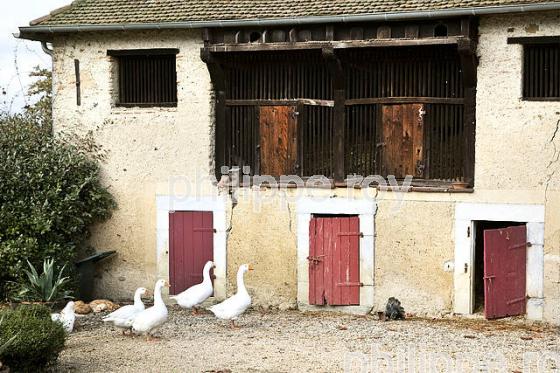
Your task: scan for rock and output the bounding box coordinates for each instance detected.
[74,301,92,315]
[89,299,119,313]
[278,302,297,311]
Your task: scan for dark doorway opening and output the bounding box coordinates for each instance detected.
[473,220,525,313]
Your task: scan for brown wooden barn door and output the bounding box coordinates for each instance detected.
[169,211,214,295]
[259,106,298,176]
[309,216,360,306]
[380,104,425,178]
[483,225,527,319]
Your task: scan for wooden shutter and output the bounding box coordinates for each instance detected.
[169,211,214,295]
[259,106,298,177]
[483,225,527,319]
[380,104,425,178]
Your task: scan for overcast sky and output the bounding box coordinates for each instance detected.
[1,0,70,113]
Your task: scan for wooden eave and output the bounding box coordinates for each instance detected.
[205,36,466,53]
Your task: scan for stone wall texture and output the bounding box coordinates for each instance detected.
[50,12,560,323]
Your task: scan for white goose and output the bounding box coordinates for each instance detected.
[209,264,253,328]
[170,261,215,314]
[51,301,75,333]
[132,279,170,341]
[102,287,149,334]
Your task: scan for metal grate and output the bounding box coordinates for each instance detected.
[225,51,332,100]
[342,46,463,99]
[301,105,335,178]
[425,104,464,181]
[226,105,258,173]
[345,105,377,176]
[523,44,560,100]
[117,54,177,106]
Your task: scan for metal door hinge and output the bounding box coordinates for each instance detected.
[337,232,364,237]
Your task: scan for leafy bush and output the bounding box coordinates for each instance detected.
[0,115,116,299]
[13,259,72,303]
[0,305,65,371]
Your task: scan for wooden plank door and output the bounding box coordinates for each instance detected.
[259,106,298,176]
[309,216,360,306]
[380,104,424,178]
[169,211,214,295]
[483,225,527,319]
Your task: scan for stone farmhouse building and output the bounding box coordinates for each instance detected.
[18,0,560,323]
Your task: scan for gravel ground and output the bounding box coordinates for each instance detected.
[55,307,559,372]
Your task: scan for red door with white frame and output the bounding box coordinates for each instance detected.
[169,211,214,295]
[309,215,360,306]
[483,225,527,319]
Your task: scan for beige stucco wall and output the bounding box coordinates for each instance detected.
[51,30,215,297]
[49,12,560,323]
[476,11,560,323]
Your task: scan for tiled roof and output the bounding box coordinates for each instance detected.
[31,0,559,26]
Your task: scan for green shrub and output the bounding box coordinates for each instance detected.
[0,305,66,371]
[0,115,116,298]
[11,304,52,319]
[0,317,18,356]
[13,259,72,303]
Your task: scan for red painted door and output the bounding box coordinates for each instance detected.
[483,225,527,319]
[309,216,360,306]
[169,211,214,295]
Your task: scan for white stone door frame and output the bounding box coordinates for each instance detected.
[296,197,377,314]
[454,203,545,320]
[156,195,227,300]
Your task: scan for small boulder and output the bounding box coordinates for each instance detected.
[74,301,92,315]
[89,299,119,313]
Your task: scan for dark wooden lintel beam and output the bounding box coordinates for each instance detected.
[346,97,464,105]
[225,99,334,107]
[507,36,560,45]
[206,36,464,53]
[226,97,464,106]
[107,48,179,56]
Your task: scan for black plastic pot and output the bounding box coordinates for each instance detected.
[75,251,116,302]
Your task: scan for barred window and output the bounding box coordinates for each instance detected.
[523,43,560,100]
[108,49,178,107]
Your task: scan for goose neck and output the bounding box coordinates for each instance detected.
[133,290,143,307]
[202,265,212,284]
[154,283,165,307]
[236,269,248,295]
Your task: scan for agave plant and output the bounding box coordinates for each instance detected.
[14,259,73,303]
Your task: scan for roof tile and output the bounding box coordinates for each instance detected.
[32,0,557,26]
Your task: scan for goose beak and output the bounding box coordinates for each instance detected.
[164,280,171,288]
[145,289,152,296]
[248,264,254,271]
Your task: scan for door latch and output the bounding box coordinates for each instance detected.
[307,255,325,265]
